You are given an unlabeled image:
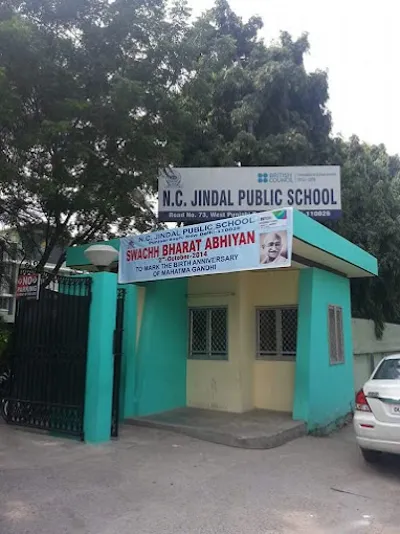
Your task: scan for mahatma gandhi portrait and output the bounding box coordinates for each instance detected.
[259,231,288,265]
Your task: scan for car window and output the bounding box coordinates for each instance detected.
[373,359,400,380]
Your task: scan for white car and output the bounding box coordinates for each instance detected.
[354,354,400,463]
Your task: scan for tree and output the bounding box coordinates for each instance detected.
[177,1,400,336]
[326,136,400,337]
[2,0,400,339]
[0,0,191,272]
[175,0,332,168]
[175,1,400,335]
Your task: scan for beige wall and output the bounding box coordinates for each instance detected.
[253,361,295,412]
[352,318,400,355]
[353,318,400,391]
[187,360,243,412]
[187,273,244,411]
[186,269,299,413]
[246,270,298,413]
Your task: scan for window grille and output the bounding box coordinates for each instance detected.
[189,307,228,360]
[256,307,298,360]
[328,305,345,364]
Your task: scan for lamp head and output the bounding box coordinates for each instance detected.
[84,244,118,270]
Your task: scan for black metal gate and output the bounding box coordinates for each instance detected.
[111,288,125,438]
[5,274,92,439]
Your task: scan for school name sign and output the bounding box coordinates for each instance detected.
[118,209,293,284]
[158,165,341,222]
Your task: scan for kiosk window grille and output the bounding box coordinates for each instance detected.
[256,307,298,360]
[189,307,228,360]
[328,305,344,364]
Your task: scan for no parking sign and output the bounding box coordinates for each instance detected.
[16,270,41,300]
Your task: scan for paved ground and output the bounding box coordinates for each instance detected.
[0,422,400,534]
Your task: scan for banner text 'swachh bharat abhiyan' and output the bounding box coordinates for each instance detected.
[118,209,293,284]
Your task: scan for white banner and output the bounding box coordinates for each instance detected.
[158,165,341,222]
[118,209,293,284]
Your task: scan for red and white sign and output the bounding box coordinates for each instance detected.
[16,271,41,300]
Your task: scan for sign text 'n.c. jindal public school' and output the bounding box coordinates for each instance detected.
[118,209,293,284]
[158,165,341,222]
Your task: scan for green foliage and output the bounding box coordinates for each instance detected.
[176,0,331,167]
[0,0,191,271]
[1,0,399,337]
[326,137,400,337]
[175,1,400,337]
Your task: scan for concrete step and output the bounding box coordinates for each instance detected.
[125,408,306,449]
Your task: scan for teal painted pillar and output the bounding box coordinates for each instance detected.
[293,269,314,423]
[135,279,187,416]
[84,272,117,443]
[293,268,354,430]
[119,284,137,419]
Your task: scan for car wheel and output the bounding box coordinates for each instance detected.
[360,448,381,463]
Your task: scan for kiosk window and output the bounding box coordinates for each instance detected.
[256,307,298,360]
[189,307,228,360]
[328,305,344,364]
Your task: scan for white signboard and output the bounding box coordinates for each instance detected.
[118,209,293,284]
[158,166,341,222]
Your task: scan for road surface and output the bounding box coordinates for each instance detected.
[0,422,399,533]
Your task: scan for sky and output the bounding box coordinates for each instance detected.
[189,0,400,156]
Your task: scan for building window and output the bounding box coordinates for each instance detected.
[0,262,17,294]
[1,242,18,263]
[256,307,298,360]
[0,296,14,315]
[328,305,345,364]
[189,307,228,360]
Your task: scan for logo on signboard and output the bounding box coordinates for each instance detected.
[160,168,182,188]
[258,172,293,183]
[259,209,288,229]
[272,210,287,220]
[257,172,269,183]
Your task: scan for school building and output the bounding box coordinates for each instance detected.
[66,210,378,443]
